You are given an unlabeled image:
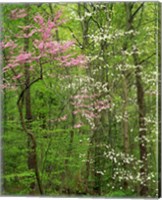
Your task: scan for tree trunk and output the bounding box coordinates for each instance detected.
[124,3,148,195]
[21,8,43,195]
[122,76,129,189]
[23,11,36,194]
[92,118,102,196]
[122,76,129,155]
[133,53,148,196]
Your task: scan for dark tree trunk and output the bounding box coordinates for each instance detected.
[24,11,36,194]
[122,76,129,156]
[124,3,148,195]
[122,76,129,190]
[133,53,148,196]
[92,118,102,196]
[20,8,44,195]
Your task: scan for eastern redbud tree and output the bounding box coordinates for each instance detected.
[1,7,86,194]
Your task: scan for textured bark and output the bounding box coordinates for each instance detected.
[120,3,133,190]
[122,77,129,190]
[85,148,90,193]
[65,106,75,166]
[17,8,44,195]
[23,11,36,194]
[122,77,129,155]
[17,99,43,195]
[133,53,148,196]
[78,4,89,49]
[124,3,148,195]
[92,117,102,196]
[93,138,101,195]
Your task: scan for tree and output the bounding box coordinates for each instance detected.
[2,5,85,194]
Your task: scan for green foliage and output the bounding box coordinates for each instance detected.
[107,190,134,197]
[2,2,159,197]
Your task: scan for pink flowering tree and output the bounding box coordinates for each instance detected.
[2,7,86,194]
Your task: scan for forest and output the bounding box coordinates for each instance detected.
[1,2,160,197]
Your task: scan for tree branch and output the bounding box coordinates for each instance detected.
[17,60,43,106]
[64,26,83,47]
[138,52,155,65]
[132,3,144,20]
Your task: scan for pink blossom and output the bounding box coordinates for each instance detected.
[18,25,33,30]
[45,41,54,49]
[3,66,10,72]
[42,29,51,40]
[57,19,67,26]
[58,115,67,122]
[34,15,44,25]
[23,29,37,38]
[0,83,8,89]
[59,54,73,62]
[3,63,18,72]
[38,41,44,51]
[74,123,83,129]
[73,94,89,99]
[32,55,42,61]
[94,100,110,112]
[73,110,78,115]
[62,41,75,50]
[49,49,58,55]
[61,55,86,67]
[73,110,82,115]
[83,111,97,119]
[54,10,62,23]
[10,9,27,19]
[12,73,22,80]
[73,95,80,99]
[3,41,17,49]
[33,39,39,48]
[73,102,89,108]
[45,41,60,52]
[47,20,56,29]
[16,52,32,64]
[4,41,13,48]
[10,9,18,15]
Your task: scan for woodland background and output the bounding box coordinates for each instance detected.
[1,2,160,197]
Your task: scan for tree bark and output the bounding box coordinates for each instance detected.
[92,117,102,196]
[23,10,36,194]
[122,77,129,155]
[124,3,148,195]
[17,99,43,195]
[133,53,148,196]
[19,7,44,195]
[122,76,129,190]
